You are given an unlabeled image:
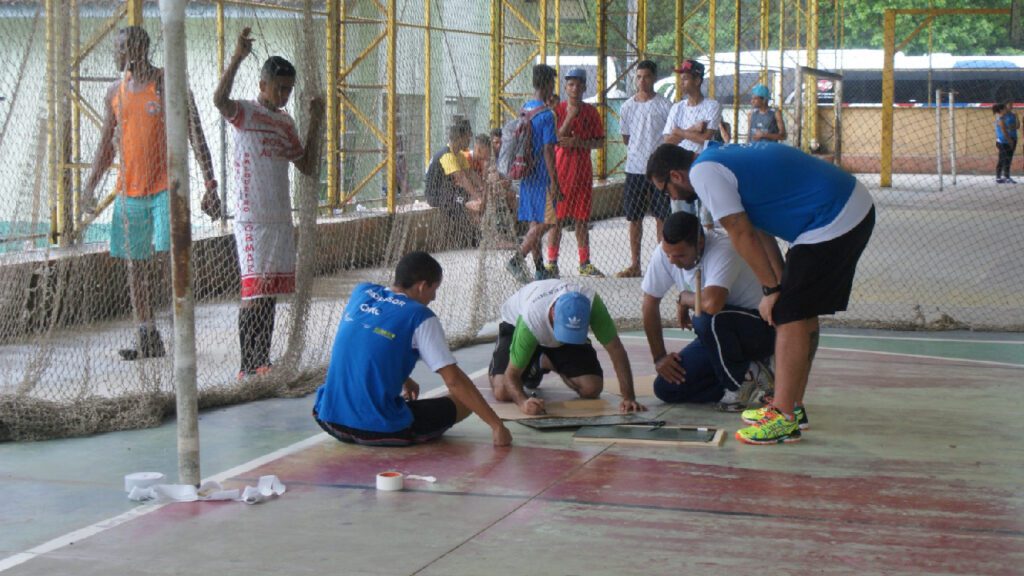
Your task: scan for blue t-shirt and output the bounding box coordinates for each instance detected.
[314,283,437,432]
[692,142,857,242]
[519,99,558,193]
[997,112,1018,143]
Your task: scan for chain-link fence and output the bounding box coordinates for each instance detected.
[1,0,1022,441]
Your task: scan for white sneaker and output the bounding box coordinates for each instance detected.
[743,359,776,406]
[717,388,743,412]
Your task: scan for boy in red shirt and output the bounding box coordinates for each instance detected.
[546,68,606,278]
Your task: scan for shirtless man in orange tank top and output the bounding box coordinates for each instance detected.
[82,26,218,361]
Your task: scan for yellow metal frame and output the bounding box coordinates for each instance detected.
[879,7,1010,187]
[38,0,853,242]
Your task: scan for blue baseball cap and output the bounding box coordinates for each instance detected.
[751,84,770,99]
[552,291,591,345]
[565,67,588,82]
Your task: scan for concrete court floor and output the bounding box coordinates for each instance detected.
[1,329,1022,576]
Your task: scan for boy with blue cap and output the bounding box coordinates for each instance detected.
[488,279,645,416]
[747,83,787,143]
[546,67,607,278]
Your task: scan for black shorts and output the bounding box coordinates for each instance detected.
[623,173,670,222]
[313,397,457,447]
[488,321,604,382]
[773,206,875,325]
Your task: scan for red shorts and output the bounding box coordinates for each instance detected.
[555,176,593,221]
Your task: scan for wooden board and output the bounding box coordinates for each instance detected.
[573,424,726,447]
[490,397,621,421]
[515,413,665,430]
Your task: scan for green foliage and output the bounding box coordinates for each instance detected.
[841,0,1017,55]
[551,0,1019,61]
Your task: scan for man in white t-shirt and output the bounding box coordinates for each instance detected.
[662,59,720,214]
[641,211,775,412]
[488,280,645,416]
[616,60,673,278]
[214,28,324,379]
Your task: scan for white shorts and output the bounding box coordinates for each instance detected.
[234,220,296,300]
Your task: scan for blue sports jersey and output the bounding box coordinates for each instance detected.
[314,283,436,432]
[693,142,857,242]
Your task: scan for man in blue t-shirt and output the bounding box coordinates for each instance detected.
[506,64,560,283]
[647,142,874,445]
[313,251,512,447]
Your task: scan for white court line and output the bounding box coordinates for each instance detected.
[820,333,1024,345]
[621,332,1024,346]
[622,334,1022,369]
[2,365,502,572]
[815,346,1024,369]
[0,433,331,573]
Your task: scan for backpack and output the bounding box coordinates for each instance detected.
[497,104,549,180]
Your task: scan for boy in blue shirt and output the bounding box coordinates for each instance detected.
[314,252,512,447]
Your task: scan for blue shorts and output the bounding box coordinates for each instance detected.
[623,173,670,221]
[110,191,170,260]
[518,180,549,223]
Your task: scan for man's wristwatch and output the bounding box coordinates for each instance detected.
[762,284,782,296]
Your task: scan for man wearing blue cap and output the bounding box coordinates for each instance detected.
[646,142,874,445]
[488,279,645,415]
[747,84,787,143]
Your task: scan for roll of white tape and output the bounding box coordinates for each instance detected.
[376,471,404,491]
[124,472,165,492]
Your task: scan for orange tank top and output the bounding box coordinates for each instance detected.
[112,76,168,197]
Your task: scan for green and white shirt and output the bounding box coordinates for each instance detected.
[499,279,618,369]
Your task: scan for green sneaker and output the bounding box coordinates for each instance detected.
[578,261,605,278]
[742,403,808,430]
[735,407,802,445]
[544,262,560,279]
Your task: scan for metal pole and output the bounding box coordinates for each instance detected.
[779,0,785,106]
[216,1,228,223]
[760,0,769,85]
[708,0,717,100]
[490,0,503,127]
[71,0,81,236]
[935,89,943,191]
[159,0,200,487]
[385,0,396,213]
[54,0,71,247]
[554,0,561,82]
[539,0,548,64]
[338,0,347,202]
[834,76,842,166]
[949,90,957,185]
[880,9,895,187]
[675,0,684,101]
[423,0,431,169]
[46,0,56,244]
[596,0,607,179]
[794,65,803,149]
[806,0,818,151]
[733,0,741,137]
[325,0,338,208]
[637,0,646,58]
[127,0,143,26]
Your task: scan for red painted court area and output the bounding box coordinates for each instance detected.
[2,336,1022,575]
